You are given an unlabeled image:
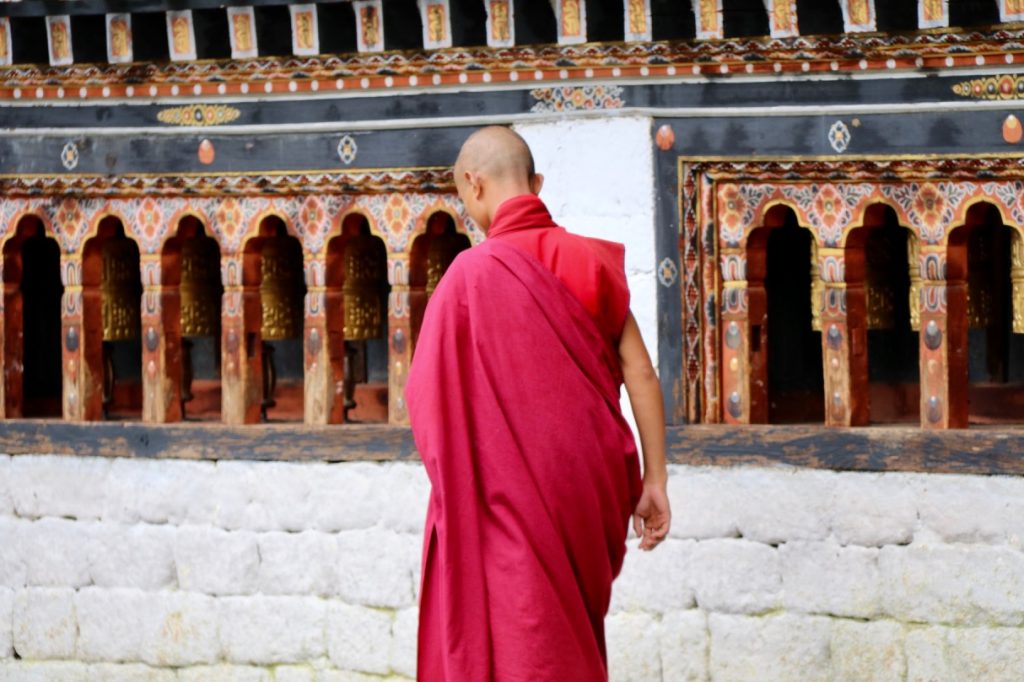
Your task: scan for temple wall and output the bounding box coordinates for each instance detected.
[3,456,1024,681]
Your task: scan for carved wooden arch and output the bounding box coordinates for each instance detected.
[0,212,65,419]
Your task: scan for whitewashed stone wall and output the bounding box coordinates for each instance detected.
[3,455,1024,681]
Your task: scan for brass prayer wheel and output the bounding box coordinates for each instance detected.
[180,234,222,338]
[342,233,387,340]
[425,231,469,296]
[260,236,305,340]
[101,237,141,341]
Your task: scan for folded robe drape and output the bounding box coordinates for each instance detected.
[407,238,643,681]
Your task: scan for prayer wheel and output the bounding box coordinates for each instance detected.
[100,236,141,342]
[342,233,387,340]
[180,234,222,338]
[260,235,305,341]
[425,231,468,296]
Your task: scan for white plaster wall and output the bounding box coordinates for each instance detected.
[513,117,658,361]
[4,455,1024,681]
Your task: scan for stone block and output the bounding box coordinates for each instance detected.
[916,474,1024,545]
[8,455,111,521]
[879,544,1024,626]
[708,613,831,682]
[272,664,316,682]
[831,472,918,547]
[731,468,835,544]
[830,619,905,682]
[780,540,881,618]
[174,525,259,595]
[610,539,694,613]
[316,672,411,682]
[689,539,781,614]
[0,519,25,588]
[257,530,338,597]
[335,529,418,608]
[87,663,177,681]
[0,661,90,681]
[177,665,273,682]
[0,587,11,659]
[0,456,12,516]
[326,601,393,674]
[88,522,177,590]
[12,587,76,660]
[213,460,319,532]
[75,587,148,662]
[138,590,219,666]
[666,467,742,540]
[658,610,708,682]
[20,517,92,587]
[103,458,218,526]
[389,607,418,679]
[218,595,326,664]
[606,612,662,682]
[906,625,1024,682]
[378,464,431,535]
[310,463,386,533]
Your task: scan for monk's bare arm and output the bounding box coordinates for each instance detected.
[619,311,671,550]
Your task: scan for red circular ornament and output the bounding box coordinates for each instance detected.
[655,124,675,151]
[198,138,215,164]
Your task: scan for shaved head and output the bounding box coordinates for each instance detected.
[455,126,535,184]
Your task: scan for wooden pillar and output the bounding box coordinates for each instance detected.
[0,252,9,419]
[720,273,768,424]
[141,255,182,423]
[60,252,102,420]
[304,253,340,425]
[388,255,411,426]
[819,247,869,427]
[918,244,968,428]
[220,253,263,425]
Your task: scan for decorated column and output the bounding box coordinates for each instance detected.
[303,252,336,425]
[387,255,411,426]
[918,243,968,428]
[719,248,768,424]
[818,247,869,427]
[60,252,102,420]
[220,252,263,425]
[141,255,183,423]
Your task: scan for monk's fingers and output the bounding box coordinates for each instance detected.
[632,513,643,540]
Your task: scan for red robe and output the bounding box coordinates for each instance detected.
[406,195,642,681]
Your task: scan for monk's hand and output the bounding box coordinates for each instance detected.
[632,479,671,551]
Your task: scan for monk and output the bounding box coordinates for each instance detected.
[406,126,671,680]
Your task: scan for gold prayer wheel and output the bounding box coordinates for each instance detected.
[260,236,305,340]
[101,236,141,341]
[425,231,469,296]
[180,234,222,338]
[342,233,387,340]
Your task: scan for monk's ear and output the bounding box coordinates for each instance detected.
[531,173,544,196]
[466,171,484,200]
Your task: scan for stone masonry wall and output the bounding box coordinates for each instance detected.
[3,455,1024,681]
